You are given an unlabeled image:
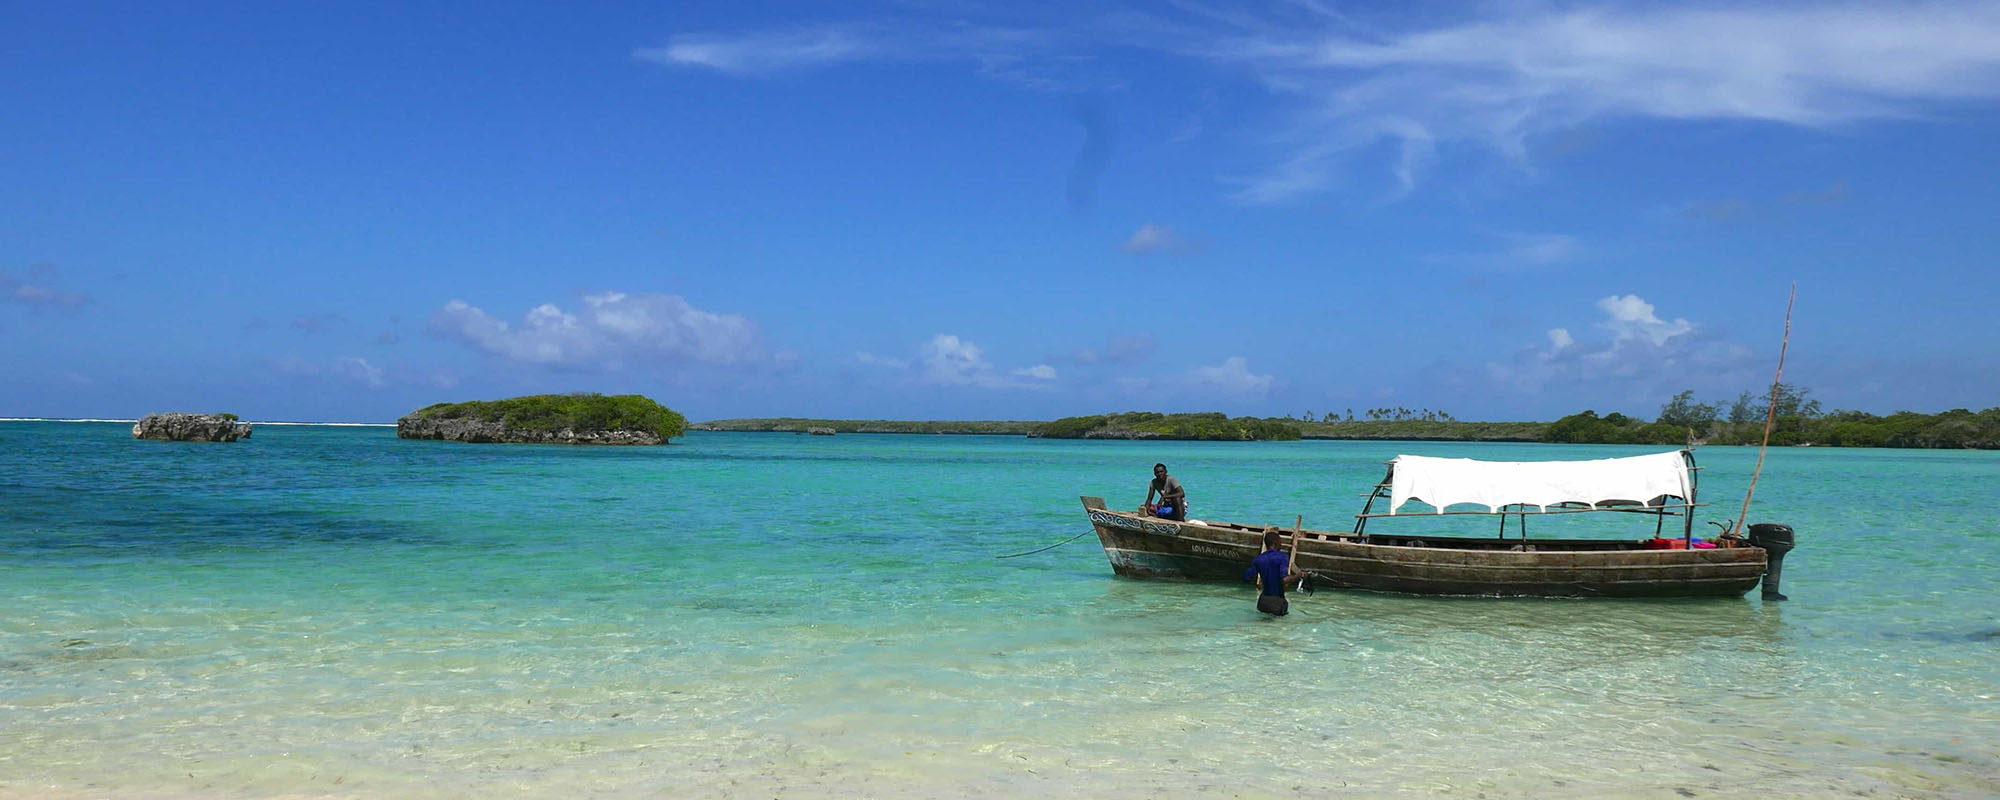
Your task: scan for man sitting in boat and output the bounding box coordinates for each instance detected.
[1142,462,1186,521]
[1244,530,1304,616]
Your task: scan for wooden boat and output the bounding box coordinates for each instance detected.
[1081,450,1791,598]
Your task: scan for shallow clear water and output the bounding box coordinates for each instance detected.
[1,422,1995,798]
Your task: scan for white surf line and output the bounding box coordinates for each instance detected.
[250,421,395,427]
[1,418,393,426]
[0,417,138,423]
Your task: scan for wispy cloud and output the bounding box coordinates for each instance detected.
[1426,231,1582,270]
[1686,181,1850,222]
[1504,233,1580,266]
[431,291,761,369]
[639,25,882,73]
[1120,223,1200,256]
[274,355,389,389]
[1069,333,1157,365]
[854,351,910,369]
[291,313,345,334]
[1117,355,1278,397]
[1202,5,2000,201]
[1,266,90,309]
[636,22,1069,84]
[334,357,387,389]
[861,334,1054,389]
[644,5,2000,203]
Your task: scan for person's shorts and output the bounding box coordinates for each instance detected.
[1256,595,1289,616]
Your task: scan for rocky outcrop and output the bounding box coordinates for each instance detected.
[395,416,666,445]
[133,413,252,442]
[807,427,836,436]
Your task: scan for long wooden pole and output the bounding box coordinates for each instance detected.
[1734,283,1795,536]
[1288,515,1304,587]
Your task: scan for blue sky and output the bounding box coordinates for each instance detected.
[5,1,1999,423]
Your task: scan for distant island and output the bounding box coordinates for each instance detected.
[398,394,687,445]
[1032,412,1301,440]
[693,386,2000,449]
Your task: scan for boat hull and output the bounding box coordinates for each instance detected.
[1084,501,1767,598]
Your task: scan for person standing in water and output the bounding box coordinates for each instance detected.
[1142,462,1186,521]
[1244,529,1304,616]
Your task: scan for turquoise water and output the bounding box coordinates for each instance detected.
[1,422,1995,799]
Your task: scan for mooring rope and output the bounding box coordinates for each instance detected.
[995,529,1095,559]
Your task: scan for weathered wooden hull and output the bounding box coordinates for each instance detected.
[1084,503,1767,598]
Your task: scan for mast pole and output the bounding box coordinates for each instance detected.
[1733,283,1795,536]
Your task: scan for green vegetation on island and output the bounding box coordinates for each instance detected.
[1031,412,1302,441]
[1538,387,2000,449]
[1294,419,1546,441]
[407,393,688,439]
[691,418,1039,435]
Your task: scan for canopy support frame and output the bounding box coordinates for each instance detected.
[1352,450,1706,544]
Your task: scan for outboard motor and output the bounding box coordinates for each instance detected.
[1747,523,1796,601]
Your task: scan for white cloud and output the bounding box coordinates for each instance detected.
[862,334,1054,389]
[1490,294,1752,394]
[1120,223,1198,255]
[431,292,760,369]
[1596,294,1693,346]
[920,333,995,386]
[1188,356,1274,395]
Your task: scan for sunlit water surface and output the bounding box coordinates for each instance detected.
[1,423,1995,798]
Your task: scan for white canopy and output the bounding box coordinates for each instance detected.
[1388,451,1690,514]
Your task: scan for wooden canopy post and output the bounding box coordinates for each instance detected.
[1288,514,1303,574]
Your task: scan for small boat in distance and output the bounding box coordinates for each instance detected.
[1081,449,1795,599]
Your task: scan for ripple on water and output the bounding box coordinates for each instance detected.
[0,424,1996,798]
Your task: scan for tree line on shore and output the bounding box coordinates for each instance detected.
[692,386,1999,449]
[1540,385,2000,449]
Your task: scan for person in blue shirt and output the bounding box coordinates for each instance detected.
[1243,529,1304,616]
